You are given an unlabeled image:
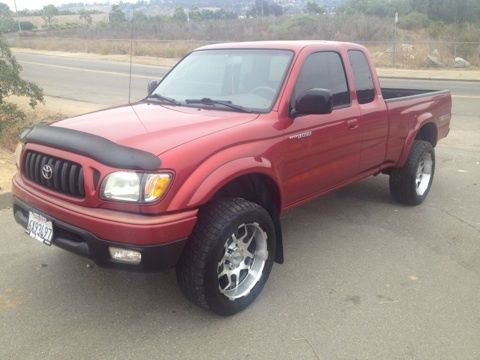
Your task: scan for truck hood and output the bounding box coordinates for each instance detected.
[52,103,258,155]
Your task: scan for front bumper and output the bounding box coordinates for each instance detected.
[12,175,198,271]
[13,197,187,271]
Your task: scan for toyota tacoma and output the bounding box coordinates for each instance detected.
[12,41,451,315]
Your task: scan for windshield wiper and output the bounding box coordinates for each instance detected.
[185,98,252,113]
[146,93,180,105]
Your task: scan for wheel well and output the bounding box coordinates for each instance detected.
[211,173,284,264]
[416,123,438,147]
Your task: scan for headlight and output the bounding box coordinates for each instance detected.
[14,142,24,168]
[101,172,141,202]
[101,171,172,203]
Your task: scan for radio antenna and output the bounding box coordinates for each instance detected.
[128,9,134,104]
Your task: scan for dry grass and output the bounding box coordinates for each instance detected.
[8,13,480,68]
[11,47,180,67]
[12,37,203,58]
[6,12,480,68]
[11,36,480,68]
[367,42,480,68]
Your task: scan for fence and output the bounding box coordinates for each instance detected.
[7,36,480,69]
[358,41,480,68]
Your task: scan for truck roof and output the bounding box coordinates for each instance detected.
[197,40,365,53]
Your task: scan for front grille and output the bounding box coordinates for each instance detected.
[22,150,85,198]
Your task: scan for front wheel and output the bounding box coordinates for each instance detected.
[389,140,435,205]
[176,198,276,316]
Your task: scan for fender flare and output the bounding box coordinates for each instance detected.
[397,113,437,167]
[168,156,285,264]
[167,156,282,211]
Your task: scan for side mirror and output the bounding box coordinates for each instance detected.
[291,88,333,117]
[147,80,159,95]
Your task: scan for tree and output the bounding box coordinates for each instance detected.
[413,0,480,24]
[109,4,126,25]
[41,4,59,27]
[172,7,187,22]
[305,1,325,14]
[0,36,43,138]
[399,11,430,29]
[339,0,480,23]
[188,8,237,21]
[247,0,284,17]
[79,9,93,26]
[132,10,148,23]
[189,7,202,21]
[0,2,15,33]
[339,0,392,17]
[270,3,284,16]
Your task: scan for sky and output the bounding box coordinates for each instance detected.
[4,0,134,11]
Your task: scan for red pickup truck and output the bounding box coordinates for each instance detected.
[12,41,451,315]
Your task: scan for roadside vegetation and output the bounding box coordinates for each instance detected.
[0,35,43,151]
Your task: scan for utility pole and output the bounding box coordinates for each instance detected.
[13,0,22,33]
[393,11,398,67]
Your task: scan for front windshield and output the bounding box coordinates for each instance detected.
[152,49,293,112]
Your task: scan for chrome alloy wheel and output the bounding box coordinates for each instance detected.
[415,152,433,196]
[217,222,268,300]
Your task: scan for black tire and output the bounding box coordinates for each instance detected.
[389,140,435,206]
[176,198,276,316]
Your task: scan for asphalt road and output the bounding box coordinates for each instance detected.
[1,53,480,359]
[15,52,171,106]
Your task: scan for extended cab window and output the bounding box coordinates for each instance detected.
[294,51,350,108]
[348,50,375,104]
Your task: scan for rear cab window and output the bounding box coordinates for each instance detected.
[348,50,375,104]
[294,51,350,108]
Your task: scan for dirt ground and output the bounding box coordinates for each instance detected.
[11,48,181,67]
[0,149,15,193]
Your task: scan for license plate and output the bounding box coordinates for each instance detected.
[26,211,53,246]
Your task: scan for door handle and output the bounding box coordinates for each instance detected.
[347,119,359,130]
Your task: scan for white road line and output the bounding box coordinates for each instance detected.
[18,60,156,80]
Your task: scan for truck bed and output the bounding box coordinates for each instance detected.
[381,88,447,101]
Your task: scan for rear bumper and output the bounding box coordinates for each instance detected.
[12,175,198,271]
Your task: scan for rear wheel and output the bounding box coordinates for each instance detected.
[176,198,276,316]
[389,140,435,205]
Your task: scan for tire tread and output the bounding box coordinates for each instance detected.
[389,140,434,205]
[176,198,267,311]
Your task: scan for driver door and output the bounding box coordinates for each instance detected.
[279,51,362,206]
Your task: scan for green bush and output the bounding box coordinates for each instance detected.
[399,11,431,30]
[19,21,35,31]
[427,21,447,39]
[0,35,43,148]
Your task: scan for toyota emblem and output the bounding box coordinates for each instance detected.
[41,164,53,180]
